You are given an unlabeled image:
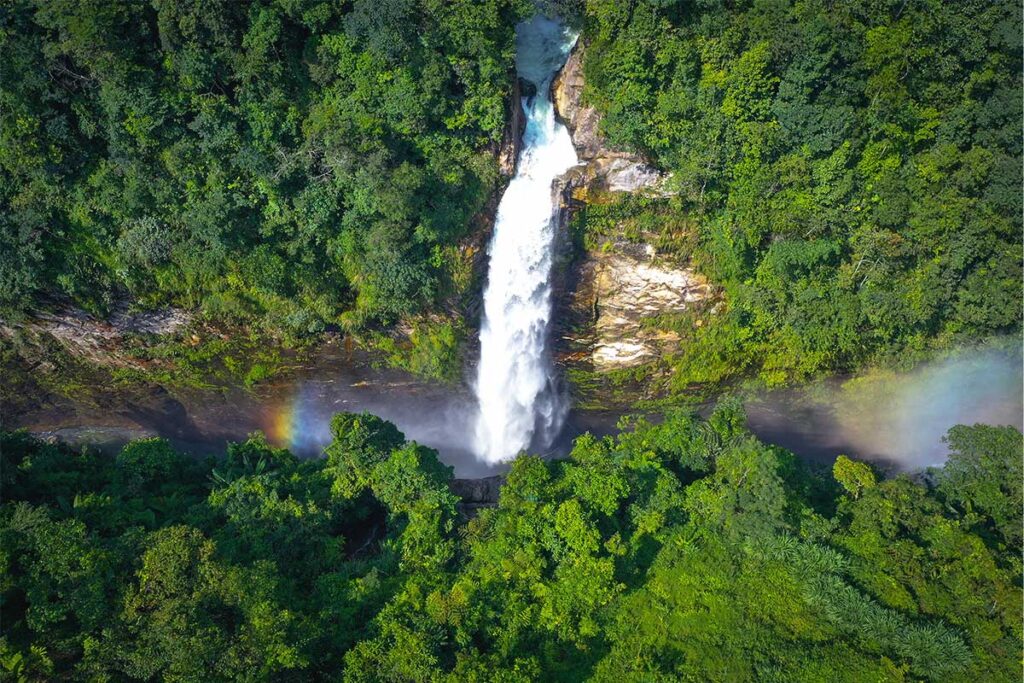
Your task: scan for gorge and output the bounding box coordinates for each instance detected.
[4,15,1021,480]
[6,10,1024,481]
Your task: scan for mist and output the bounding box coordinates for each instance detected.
[745,345,1023,470]
[18,339,1021,478]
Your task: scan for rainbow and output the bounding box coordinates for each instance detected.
[265,395,299,449]
[262,386,331,455]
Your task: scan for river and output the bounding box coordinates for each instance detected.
[9,339,1020,477]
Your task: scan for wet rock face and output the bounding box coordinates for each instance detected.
[569,242,713,369]
[498,74,527,178]
[518,77,537,99]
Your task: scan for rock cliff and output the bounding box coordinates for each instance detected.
[450,475,504,512]
[566,241,713,370]
[1,304,192,371]
[550,43,717,375]
[496,74,527,178]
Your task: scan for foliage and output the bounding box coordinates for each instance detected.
[933,424,1023,552]
[0,0,532,333]
[2,411,1020,680]
[579,0,1022,388]
[370,318,468,383]
[833,454,877,499]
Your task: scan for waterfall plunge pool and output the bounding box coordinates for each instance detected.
[10,342,1022,478]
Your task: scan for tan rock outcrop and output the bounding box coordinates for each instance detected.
[581,243,713,369]
[549,43,717,373]
[552,45,606,162]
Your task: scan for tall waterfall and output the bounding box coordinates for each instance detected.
[473,17,578,463]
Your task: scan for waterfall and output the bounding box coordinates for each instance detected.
[472,16,578,463]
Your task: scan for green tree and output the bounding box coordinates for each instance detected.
[832,455,876,500]
[934,424,1023,551]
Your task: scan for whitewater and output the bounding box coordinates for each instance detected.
[472,17,578,463]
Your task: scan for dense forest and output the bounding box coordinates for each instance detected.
[2,0,532,332]
[578,0,1022,387]
[2,409,1021,681]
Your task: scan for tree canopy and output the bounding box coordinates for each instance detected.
[2,410,1020,680]
[1,0,532,333]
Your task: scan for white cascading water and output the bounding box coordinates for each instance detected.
[473,17,578,463]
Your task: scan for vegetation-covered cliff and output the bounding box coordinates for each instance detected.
[567,0,1022,393]
[1,0,529,333]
